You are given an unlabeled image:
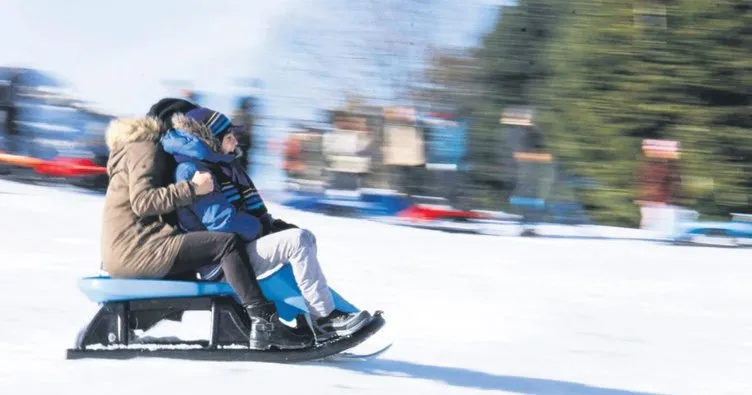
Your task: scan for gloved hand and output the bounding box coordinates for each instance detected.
[261,214,299,235]
[271,218,298,231]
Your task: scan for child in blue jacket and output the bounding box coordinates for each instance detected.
[161,107,370,339]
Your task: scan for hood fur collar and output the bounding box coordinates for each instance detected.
[170,113,222,152]
[105,113,222,152]
[105,117,163,151]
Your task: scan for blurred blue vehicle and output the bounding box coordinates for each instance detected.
[0,67,112,189]
[673,212,752,247]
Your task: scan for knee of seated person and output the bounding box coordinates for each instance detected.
[285,228,316,247]
[219,233,243,254]
[230,233,246,249]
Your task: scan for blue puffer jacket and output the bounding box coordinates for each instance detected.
[161,127,271,245]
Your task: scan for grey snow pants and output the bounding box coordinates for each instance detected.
[246,228,335,318]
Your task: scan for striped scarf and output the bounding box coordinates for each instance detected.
[208,161,268,217]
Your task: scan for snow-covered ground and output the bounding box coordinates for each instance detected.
[0,179,750,395]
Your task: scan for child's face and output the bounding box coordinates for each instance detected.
[221,133,238,154]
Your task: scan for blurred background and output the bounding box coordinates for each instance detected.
[1,2,752,394]
[0,0,750,240]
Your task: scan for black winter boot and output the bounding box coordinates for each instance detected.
[246,302,314,350]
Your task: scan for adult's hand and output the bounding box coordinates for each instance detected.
[191,171,214,195]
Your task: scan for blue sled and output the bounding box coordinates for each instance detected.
[673,213,752,247]
[78,264,359,322]
[68,264,387,362]
[280,189,413,218]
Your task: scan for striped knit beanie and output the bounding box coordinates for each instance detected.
[185,107,241,140]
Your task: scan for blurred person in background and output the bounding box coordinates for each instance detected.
[636,139,683,238]
[282,124,307,186]
[323,111,374,190]
[281,124,327,192]
[180,88,202,105]
[161,106,372,340]
[381,107,426,196]
[0,71,20,154]
[420,113,469,207]
[0,83,11,151]
[231,96,255,171]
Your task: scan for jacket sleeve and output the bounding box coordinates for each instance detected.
[127,142,195,217]
[176,163,263,242]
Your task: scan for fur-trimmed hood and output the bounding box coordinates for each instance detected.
[104,112,221,153]
[160,113,235,164]
[104,116,166,176]
[105,117,163,152]
[169,112,222,152]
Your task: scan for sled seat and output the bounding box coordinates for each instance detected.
[78,277,234,303]
[77,264,358,318]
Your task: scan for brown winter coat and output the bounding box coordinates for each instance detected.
[100,117,196,278]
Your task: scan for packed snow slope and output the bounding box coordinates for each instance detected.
[0,179,750,395]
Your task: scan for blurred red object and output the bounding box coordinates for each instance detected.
[397,204,490,221]
[35,157,107,177]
